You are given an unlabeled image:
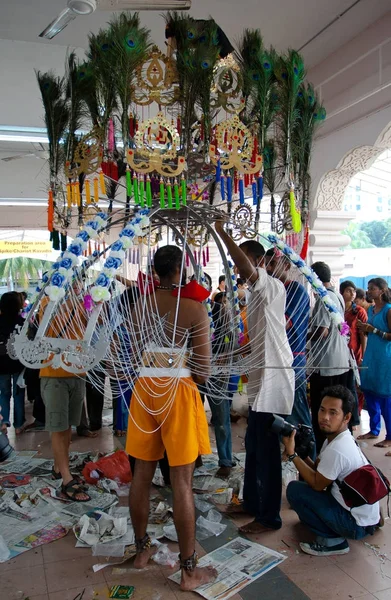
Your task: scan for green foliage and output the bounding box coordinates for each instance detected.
[361,219,391,247]
[0,258,50,289]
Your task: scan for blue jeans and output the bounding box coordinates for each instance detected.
[364,391,391,439]
[243,410,282,529]
[0,372,25,429]
[208,393,233,467]
[287,481,373,544]
[285,376,316,461]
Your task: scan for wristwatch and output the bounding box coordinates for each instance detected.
[373,328,378,335]
[288,452,298,462]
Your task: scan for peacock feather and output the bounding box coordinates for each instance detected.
[274,49,305,180]
[292,82,326,220]
[64,52,87,167]
[237,30,278,149]
[36,71,69,183]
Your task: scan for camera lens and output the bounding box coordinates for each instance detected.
[269,415,295,437]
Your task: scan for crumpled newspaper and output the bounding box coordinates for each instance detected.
[73,510,127,547]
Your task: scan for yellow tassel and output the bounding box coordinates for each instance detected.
[93,178,99,203]
[289,189,301,233]
[76,182,81,207]
[99,171,106,196]
[85,180,91,205]
[71,182,77,206]
[66,184,72,209]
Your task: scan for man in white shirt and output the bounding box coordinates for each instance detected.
[284,385,381,556]
[215,222,294,534]
[308,261,351,451]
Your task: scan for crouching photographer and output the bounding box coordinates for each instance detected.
[283,385,385,557]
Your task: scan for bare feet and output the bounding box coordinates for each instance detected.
[15,427,24,435]
[180,566,218,591]
[216,466,231,479]
[374,439,391,448]
[238,520,276,534]
[114,430,126,437]
[134,545,157,569]
[357,432,378,440]
[224,502,246,515]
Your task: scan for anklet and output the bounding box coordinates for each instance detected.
[179,551,198,571]
[135,534,152,554]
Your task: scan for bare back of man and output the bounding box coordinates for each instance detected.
[127,246,217,590]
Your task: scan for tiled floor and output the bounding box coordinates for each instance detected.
[1,404,391,600]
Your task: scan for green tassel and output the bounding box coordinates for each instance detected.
[133,176,139,204]
[174,181,180,210]
[167,184,173,209]
[139,178,145,208]
[160,180,165,208]
[126,170,132,197]
[181,178,187,206]
[146,178,152,207]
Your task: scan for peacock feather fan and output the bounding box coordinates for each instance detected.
[274,49,305,180]
[237,30,278,149]
[164,12,221,154]
[36,70,69,182]
[63,52,88,168]
[105,12,151,148]
[292,82,326,220]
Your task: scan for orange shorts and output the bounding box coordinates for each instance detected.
[125,377,211,467]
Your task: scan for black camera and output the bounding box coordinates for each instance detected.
[270,415,315,460]
[0,430,14,463]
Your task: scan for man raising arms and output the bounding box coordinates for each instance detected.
[215,222,294,534]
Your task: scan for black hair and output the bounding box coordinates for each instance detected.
[311,261,331,284]
[214,292,226,304]
[340,280,356,295]
[0,291,22,320]
[218,275,226,284]
[368,277,391,303]
[265,248,274,257]
[236,278,244,286]
[21,291,28,300]
[203,272,212,290]
[321,385,355,416]
[153,245,183,278]
[355,287,365,300]
[239,240,265,264]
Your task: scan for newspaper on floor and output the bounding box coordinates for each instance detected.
[169,538,286,600]
[74,510,127,546]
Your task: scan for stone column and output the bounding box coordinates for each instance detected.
[308,209,355,280]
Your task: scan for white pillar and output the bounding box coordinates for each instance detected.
[309,209,356,280]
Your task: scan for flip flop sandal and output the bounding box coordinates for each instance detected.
[61,479,91,502]
[51,467,62,480]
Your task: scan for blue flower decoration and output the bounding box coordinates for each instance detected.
[105,256,122,270]
[68,243,83,257]
[52,262,60,270]
[60,258,73,270]
[120,228,135,239]
[42,274,49,283]
[76,231,89,242]
[51,273,66,288]
[96,212,107,220]
[86,220,99,231]
[96,273,110,288]
[296,258,306,268]
[111,240,124,252]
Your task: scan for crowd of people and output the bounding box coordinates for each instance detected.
[0,226,390,589]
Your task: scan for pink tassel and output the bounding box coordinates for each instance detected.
[202,250,206,267]
[186,253,190,267]
[108,119,115,153]
[206,245,209,262]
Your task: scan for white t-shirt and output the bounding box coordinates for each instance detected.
[317,430,380,527]
[246,267,294,414]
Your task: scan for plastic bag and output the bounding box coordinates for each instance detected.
[196,515,226,540]
[194,494,213,513]
[82,450,132,484]
[206,508,222,523]
[151,542,178,568]
[162,524,178,542]
[281,460,298,487]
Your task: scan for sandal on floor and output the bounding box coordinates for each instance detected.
[61,479,91,502]
[51,467,62,480]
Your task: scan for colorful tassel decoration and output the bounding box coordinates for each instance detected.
[181,176,187,206]
[85,180,91,205]
[290,188,302,233]
[48,190,54,232]
[174,179,180,210]
[66,183,72,209]
[300,226,310,260]
[226,175,232,202]
[220,175,225,200]
[146,176,152,207]
[215,159,221,183]
[93,178,99,203]
[166,182,173,209]
[139,176,145,208]
[257,176,264,200]
[252,181,257,205]
[99,171,106,196]
[133,175,139,204]
[239,177,245,205]
[160,178,165,208]
[126,169,132,198]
